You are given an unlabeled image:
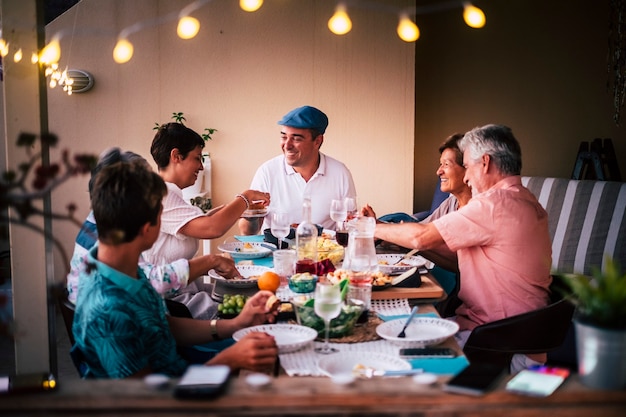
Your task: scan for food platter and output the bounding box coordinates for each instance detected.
[317,351,411,377]
[376,317,459,348]
[217,241,275,259]
[208,264,270,288]
[376,254,429,275]
[232,324,317,354]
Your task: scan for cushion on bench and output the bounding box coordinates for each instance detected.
[521,177,626,276]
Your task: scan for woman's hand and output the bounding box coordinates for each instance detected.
[361,204,377,218]
[210,255,239,279]
[242,190,270,207]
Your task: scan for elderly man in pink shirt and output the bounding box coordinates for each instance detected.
[374,124,552,373]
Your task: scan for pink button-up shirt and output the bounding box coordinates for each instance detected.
[433,176,552,331]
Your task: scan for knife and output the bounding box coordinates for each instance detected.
[391,267,418,286]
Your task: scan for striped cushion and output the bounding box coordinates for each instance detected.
[521,177,626,276]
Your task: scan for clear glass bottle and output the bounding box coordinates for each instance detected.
[295,197,318,274]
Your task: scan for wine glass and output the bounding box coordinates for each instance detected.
[330,199,347,231]
[314,282,342,354]
[271,212,290,249]
[344,197,357,220]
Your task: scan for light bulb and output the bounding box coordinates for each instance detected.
[463,3,486,28]
[177,16,200,39]
[13,48,23,62]
[113,38,134,64]
[31,52,39,64]
[39,39,61,65]
[328,5,352,36]
[240,0,263,12]
[0,39,8,57]
[397,15,419,42]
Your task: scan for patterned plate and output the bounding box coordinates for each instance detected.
[232,324,317,354]
[217,241,275,259]
[208,265,270,288]
[317,351,411,377]
[376,317,459,348]
[376,254,429,275]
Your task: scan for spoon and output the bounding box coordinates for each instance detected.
[397,306,419,338]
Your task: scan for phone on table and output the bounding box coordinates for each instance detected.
[400,347,457,359]
[443,362,505,396]
[505,366,570,397]
[174,365,230,399]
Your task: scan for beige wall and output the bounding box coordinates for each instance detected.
[412,0,626,210]
[45,0,416,277]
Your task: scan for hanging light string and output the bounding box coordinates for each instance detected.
[0,0,485,89]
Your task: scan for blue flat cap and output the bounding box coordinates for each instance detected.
[277,105,328,134]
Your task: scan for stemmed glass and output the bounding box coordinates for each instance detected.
[314,282,342,354]
[330,199,347,231]
[344,197,358,220]
[271,212,290,249]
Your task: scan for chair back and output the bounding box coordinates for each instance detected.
[463,298,575,371]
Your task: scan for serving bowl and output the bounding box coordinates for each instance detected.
[291,297,364,338]
[288,273,318,293]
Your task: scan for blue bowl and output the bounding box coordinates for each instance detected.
[288,273,318,293]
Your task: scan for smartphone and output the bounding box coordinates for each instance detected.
[505,366,570,397]
[400,347,457,359]
[443,362,505,396]
[174,365,230,399]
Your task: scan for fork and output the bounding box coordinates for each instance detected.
[397,306,419,338]
[393,248,419,265]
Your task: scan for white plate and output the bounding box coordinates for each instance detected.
[217,241,275,259]
[208,265,270,288]
[317,351,411,377]
[376,317,459,348]
[232,324,317,354]
[376,254,429,275]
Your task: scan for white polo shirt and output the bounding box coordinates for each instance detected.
[250,152,357,231]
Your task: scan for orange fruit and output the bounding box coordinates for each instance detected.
[257,271,281,293]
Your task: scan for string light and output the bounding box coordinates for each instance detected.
[240,0,263,12]
[39,38,61,65]
[13,48,23,63]
[328,4,352,36]
[177,16,200,39]
[113,38,134,64]
[397,14,419,43]
[463,3,486,28]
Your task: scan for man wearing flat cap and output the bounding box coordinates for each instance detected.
[239,105,357,235]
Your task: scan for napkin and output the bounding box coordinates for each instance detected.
[376,312,439,321]
[408,355,469,376]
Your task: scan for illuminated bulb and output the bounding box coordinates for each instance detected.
[31,52,39,64]
[0,39,8,57]
[463,3,486,28]
[240,0,263,12]
[49,79,57,88]
[328,5,352,35]
[113,38,134,63]
[177,16,200,39]
[397,15,419,42]
[13,48,22,62]
[39,39,61,65]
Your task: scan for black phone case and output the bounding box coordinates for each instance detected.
[443,362,505,396]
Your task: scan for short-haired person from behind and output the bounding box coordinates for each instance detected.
[72,161,278,378]
[239,105,357,235]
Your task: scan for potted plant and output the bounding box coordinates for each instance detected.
[559,257,626,389]
[154,112,217,211]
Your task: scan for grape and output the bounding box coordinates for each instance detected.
[218,294,249,316]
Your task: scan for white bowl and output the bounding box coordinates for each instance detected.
[232,324,317,354]
[376,254,429,275]
[209,265,270,288]
[376,317,459,347]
